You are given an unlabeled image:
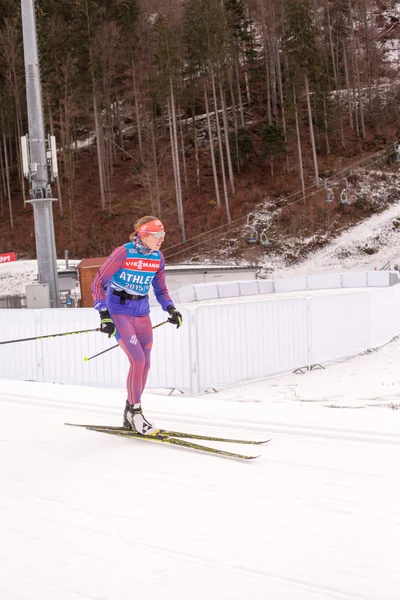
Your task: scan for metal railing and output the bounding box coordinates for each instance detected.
[0,294,27,309]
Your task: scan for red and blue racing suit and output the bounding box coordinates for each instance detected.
[91,241,173,405]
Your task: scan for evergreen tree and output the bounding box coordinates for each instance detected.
[284,0,321,187]
[261,123,288,176]
[283,0,321,88]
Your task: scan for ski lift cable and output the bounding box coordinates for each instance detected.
[263,145,395,213]
[164,178,330,255]
[165,146,395,256]
[164,146,396,258]
[165,223,252,260]
[166,148,397,260]
[325,147,396,189]
[70,121,396,256]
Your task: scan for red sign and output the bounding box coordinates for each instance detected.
[124,259,160,272]
[0,252,16,264]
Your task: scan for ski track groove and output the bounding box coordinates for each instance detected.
[1,391,399,446]
[1,387,400,599]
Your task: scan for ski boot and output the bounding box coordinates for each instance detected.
[123,403,159,436]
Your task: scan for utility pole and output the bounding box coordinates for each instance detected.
[20,0,60,307]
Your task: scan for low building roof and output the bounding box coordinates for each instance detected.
[77,257,108,270]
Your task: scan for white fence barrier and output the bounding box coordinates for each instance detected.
[1,272,400,393]
[195,297,309,390]
[168,269,398,306]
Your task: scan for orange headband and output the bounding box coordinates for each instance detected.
[136,219,164,236]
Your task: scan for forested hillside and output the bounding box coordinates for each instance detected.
[0,0,400,262]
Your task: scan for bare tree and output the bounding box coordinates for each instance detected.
[1,112,13,228]
[0,18,25,204]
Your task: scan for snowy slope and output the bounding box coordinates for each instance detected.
[0,259,80,296]
[276,198,400,276]
[1,335,400,600]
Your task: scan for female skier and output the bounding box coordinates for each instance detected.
[91,216,182,435]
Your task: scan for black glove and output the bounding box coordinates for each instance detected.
[99,308,116,338]
[167,305,182,329]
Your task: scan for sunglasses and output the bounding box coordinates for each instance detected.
[148,231,165,239]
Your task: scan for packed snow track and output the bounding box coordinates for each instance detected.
[0,380,399,600]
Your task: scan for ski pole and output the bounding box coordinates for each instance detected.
[83,320,169,362]
[152,319,169,330]
[0,328,100,346]
[83,343,119,362]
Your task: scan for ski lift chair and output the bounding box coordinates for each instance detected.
[260,229,270,247]
[326,188,334,203]
[247,227,258,243]
[245,214,258,243]
[340,189,350,205]
[395,142,400,163]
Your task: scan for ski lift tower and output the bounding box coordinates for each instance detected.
[20,0,60,307]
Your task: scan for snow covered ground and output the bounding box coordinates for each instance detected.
[275,197,400,277]
[2,190,400,599]
[1,335,400,600]
[0,259,80,296]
